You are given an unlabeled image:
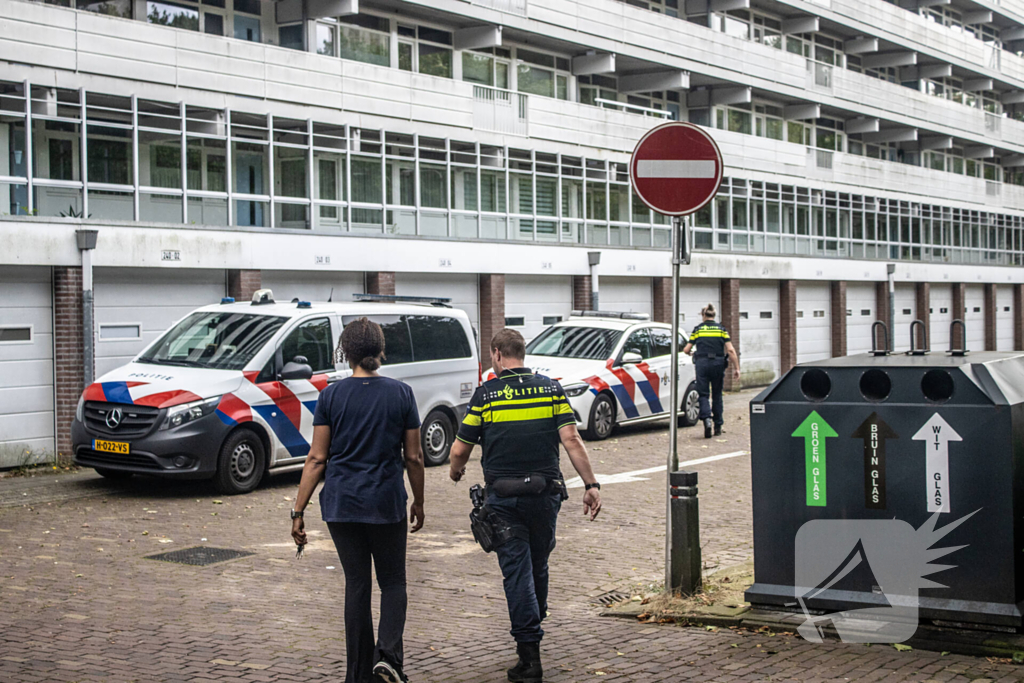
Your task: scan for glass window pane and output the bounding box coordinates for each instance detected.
[317,24,335,55]
[87,128,132,185]
[420,164,447,209]
[147,1,199,30]
[80,0,132,17]
[398,42,413,71]
[205,13,223,36]
[351,157,382,203]
[279,24,303,50]
[339,25,389,67]
[462,52,494,85]
[495,62,510,90]
[518,64,553,97]
[419,44,452,78]
[234,15,261,42]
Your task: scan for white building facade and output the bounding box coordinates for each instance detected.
[1,0,1023,464]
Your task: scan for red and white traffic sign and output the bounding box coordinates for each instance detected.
[629,121,724,217]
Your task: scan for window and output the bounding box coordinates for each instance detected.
[344,315,412,365]
[279,24,304,50]
[280,318,334,373]
[141,312,286,371]
[316,23,335,55]
[902,308,912,315]
[79,0,132,18]
[517,49,570,100]
[147,1,199,31]
[88,137,131,185]
[797,310,804,318]
[49,139,74,181]
[407,316,472,361]
[759,311,773,319]
[396,24,453,78]
[621,328,653,359]
[463,48,511,89]
[336,14,390,67]
[542,315,563,326]
[740,311,749,319]
[813,310,825,318]
[99,323,141,340]
[526,326,623,360]
[648,327,681,357]
[861,309,871,316]
[504,316,526,327]
[0,326,32,344]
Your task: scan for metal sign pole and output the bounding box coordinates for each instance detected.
[666,214,684,592]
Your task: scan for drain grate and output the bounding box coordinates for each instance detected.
[145,546,254,567]
[592,590,631,607]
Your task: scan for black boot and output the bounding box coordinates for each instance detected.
[507,642,543,683]
[714,424,722,436]
[704,418,713,439]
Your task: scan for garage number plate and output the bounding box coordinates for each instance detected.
[93,439,129,454]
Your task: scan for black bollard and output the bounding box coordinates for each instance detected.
[669,470,701,595]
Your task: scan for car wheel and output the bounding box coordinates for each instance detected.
[94,467,133,482]
[583,393,616,441]
[421,409,454,467]
[214,428,266,495]
[678,382,700,427]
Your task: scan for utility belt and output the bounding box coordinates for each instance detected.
[468,475,568,553]
[696,354,728,366]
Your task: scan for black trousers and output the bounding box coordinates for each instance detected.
[695,358,726,426]
[327,520,408,683]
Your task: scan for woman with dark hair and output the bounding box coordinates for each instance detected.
[291,317,425,683]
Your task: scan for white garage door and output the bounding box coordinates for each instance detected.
[739,281,779,387]
[929,285,953,352]
[964,285,985,351]
[846,283,876,355]
[679,279,720,331]
[0,266,53,466]
[600,277,652,318]
[796,282,831,364]
[893,284,917,352]
[997,285,1014,351]
[505,275,572,342]
[262,271,363,306]
[396,273,480,332]
[94,268,226,377]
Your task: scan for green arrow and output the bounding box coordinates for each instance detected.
[792,411,838,507]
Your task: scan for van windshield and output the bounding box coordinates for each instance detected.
[526,327,623,360]
[138,312,287,371]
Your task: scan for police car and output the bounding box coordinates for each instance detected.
[71,290,479,493]
[486,312,700,440]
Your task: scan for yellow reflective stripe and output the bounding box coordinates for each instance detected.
[488,396,555,408]
[462,414,482,427]
[488,406,557,423]
[555,402,574,415]
[456,435,476,445]
[692,330,729,338]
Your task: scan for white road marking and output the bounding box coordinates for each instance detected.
[565,450,748,488]
[636,159,717,179]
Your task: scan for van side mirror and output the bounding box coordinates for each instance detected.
[620,351,643,366]
[280,361,313,381]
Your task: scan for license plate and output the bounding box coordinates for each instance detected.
[93,439,129,454]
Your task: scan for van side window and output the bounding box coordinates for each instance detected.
[621,328,653,360]
[280,318,334,373]
[342,315,413,365]
[407,316,472,361]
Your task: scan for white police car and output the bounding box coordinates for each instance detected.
[71,290,479,493]
[486,312,699,440]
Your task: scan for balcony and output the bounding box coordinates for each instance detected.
[472,85,529,136]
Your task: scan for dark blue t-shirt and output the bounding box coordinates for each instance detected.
[312,376,421,524]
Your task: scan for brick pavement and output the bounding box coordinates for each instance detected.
[1,390,1023,681]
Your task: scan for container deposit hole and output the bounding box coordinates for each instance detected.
[921,369,955,403]
[859,369,892,402]
[800,368,832,401]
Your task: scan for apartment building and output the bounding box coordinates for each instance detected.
[1,0,1023,464]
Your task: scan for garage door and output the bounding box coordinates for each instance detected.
[0,266,53,467]
[796,282,830,364]
[739,281,779,387]
[997,285,1014,351]
[929,284,952,352]
[964,285,985,351]
[505,275,572,342]
[600,277,652,318]
[94,268,226,377]
[893,284,917,352]
[679,279,720,331]
[262,271,363,307]
[396,273,480,332]
[846,283,876,355]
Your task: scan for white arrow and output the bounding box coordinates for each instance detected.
[565,450,748,488]
[912,413,962,514]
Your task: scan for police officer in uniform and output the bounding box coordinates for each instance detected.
[449,329,602,683]
[683,303,740,439]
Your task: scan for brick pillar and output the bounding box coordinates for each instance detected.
[830,281,847,358]
[915,282,930,351]
[779,280,797,375]
[720,279,740,390]
[984,283,997,351]
[572,275,592,311]
[875,281,891,351]
[479,274,505,357]
[651,277,672,324]
[951,282,966,350]
[227,269,261,302]
[54,267,85,464]
[365,271,395,296]
[1014,284,1024,351]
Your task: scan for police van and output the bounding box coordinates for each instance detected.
[71,291,479,493]
[485,312,699,440]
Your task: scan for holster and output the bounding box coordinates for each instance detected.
[468,484,520,553]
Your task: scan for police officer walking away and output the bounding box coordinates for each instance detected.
[449,329,602,683]
[683,303,740,439]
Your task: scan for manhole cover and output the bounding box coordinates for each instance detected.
[593,590,630,607]
[145,546,254,566]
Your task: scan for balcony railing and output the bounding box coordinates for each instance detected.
[594,98,672,119]
[472,85,529,136]
[471,0,527,15]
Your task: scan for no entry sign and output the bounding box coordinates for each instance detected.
[629,121,724,217]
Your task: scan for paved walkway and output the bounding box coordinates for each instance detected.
[1,390,1022,681]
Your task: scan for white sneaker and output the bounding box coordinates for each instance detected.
[373,660,404,683]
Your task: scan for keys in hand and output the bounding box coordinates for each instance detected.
[295,543,305,559]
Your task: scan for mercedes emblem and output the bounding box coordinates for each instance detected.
[105,408,123,430]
